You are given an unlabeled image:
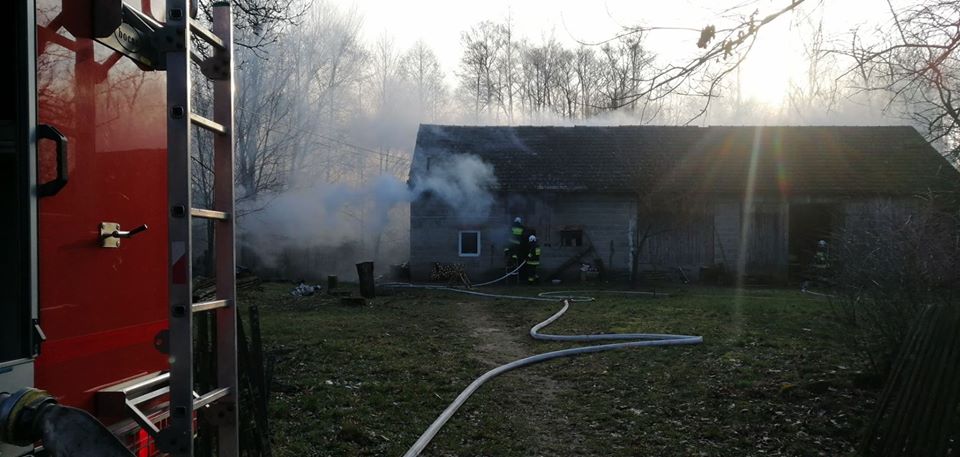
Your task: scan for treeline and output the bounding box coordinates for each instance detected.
[456,20,667,123]
[190,0,959,209]
[193,2,452,208]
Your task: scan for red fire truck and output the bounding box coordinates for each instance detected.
[2,1,238,456]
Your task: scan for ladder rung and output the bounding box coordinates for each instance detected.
[194,387,230,410]
[97,372,170,420]
[191,208,230,220]
[190,113,227,134]
[192,299,229,312]
[100,372,170,400]
[189,21,226,51]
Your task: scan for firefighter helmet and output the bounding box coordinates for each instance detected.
[528,235,537,243]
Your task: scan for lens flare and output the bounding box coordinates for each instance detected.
[733,126,765,337]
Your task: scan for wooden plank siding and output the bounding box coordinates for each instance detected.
[638,211,715,275]
[744,202,790,281]
[410,192,914,284]
[714,200,741,268]
[410,192,639,281]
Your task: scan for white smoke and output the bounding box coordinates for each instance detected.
[238,154,496,276]
[412,154,497,223]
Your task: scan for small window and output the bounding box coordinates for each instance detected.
[560,229,583,247]
[458,231,481,257]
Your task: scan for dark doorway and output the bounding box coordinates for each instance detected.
[789,203,836,279]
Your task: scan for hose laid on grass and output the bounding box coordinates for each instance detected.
[471,261,526,287]
[390,286,703,457]
[801,288,835,298]
[380,283,598,302]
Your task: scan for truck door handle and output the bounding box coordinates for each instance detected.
[37,124,69,197]
[99,223,148,248]
[110,224,149,239]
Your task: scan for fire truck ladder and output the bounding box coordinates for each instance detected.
[161,1,238,456]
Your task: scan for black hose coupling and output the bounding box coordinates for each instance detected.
[0,388,58,446]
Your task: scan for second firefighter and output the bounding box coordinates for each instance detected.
[525,235,541,284]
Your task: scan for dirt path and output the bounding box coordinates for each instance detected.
[461,304,530,362]
[453,301,587,456]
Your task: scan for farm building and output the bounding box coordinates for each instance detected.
[408,124,960,283]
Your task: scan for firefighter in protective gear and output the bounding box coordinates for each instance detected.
[526,234,541,284]
[814,240,829,264]
[504,217,525,262]
[803,239,830,291]
[812,239,830,280]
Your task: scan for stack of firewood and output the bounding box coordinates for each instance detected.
[192,271,261,302]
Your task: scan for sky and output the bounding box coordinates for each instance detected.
[345,0,896,114]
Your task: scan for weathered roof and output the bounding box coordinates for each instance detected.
[410,124,960,197]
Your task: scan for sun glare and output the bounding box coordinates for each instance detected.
[737,22,803,109]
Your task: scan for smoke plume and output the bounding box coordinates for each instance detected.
[238,154,496,278]
[411,154,497,223]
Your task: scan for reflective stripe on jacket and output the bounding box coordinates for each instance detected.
[509,223,524,245]
[527,246,541,265]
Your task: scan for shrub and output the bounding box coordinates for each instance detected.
[829,197,960,375]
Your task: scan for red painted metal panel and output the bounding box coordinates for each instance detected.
[33,0,169,413]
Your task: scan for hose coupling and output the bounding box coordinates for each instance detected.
[0,388,58,446]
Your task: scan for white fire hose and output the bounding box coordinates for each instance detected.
[470,261,526,287]
[380,273,703,457]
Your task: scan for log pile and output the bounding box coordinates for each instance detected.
[192,271,261,302]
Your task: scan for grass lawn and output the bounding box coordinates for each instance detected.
[243,283,878,457]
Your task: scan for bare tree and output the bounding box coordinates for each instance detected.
[519,37,566,115]
[196,0,309,51]
[458,21,504,120]
[453,18,667,122]
[398,40,449,121]
[573,46,601,118]
[594,0,810,123]
[235,44,299,201]
[595,36,655,117]
[288,2,368,183]
[845,0,960,159]
[552,48,580,119]
[786,15,843,120]
[371,32,400,110]
[498,16,520,123]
